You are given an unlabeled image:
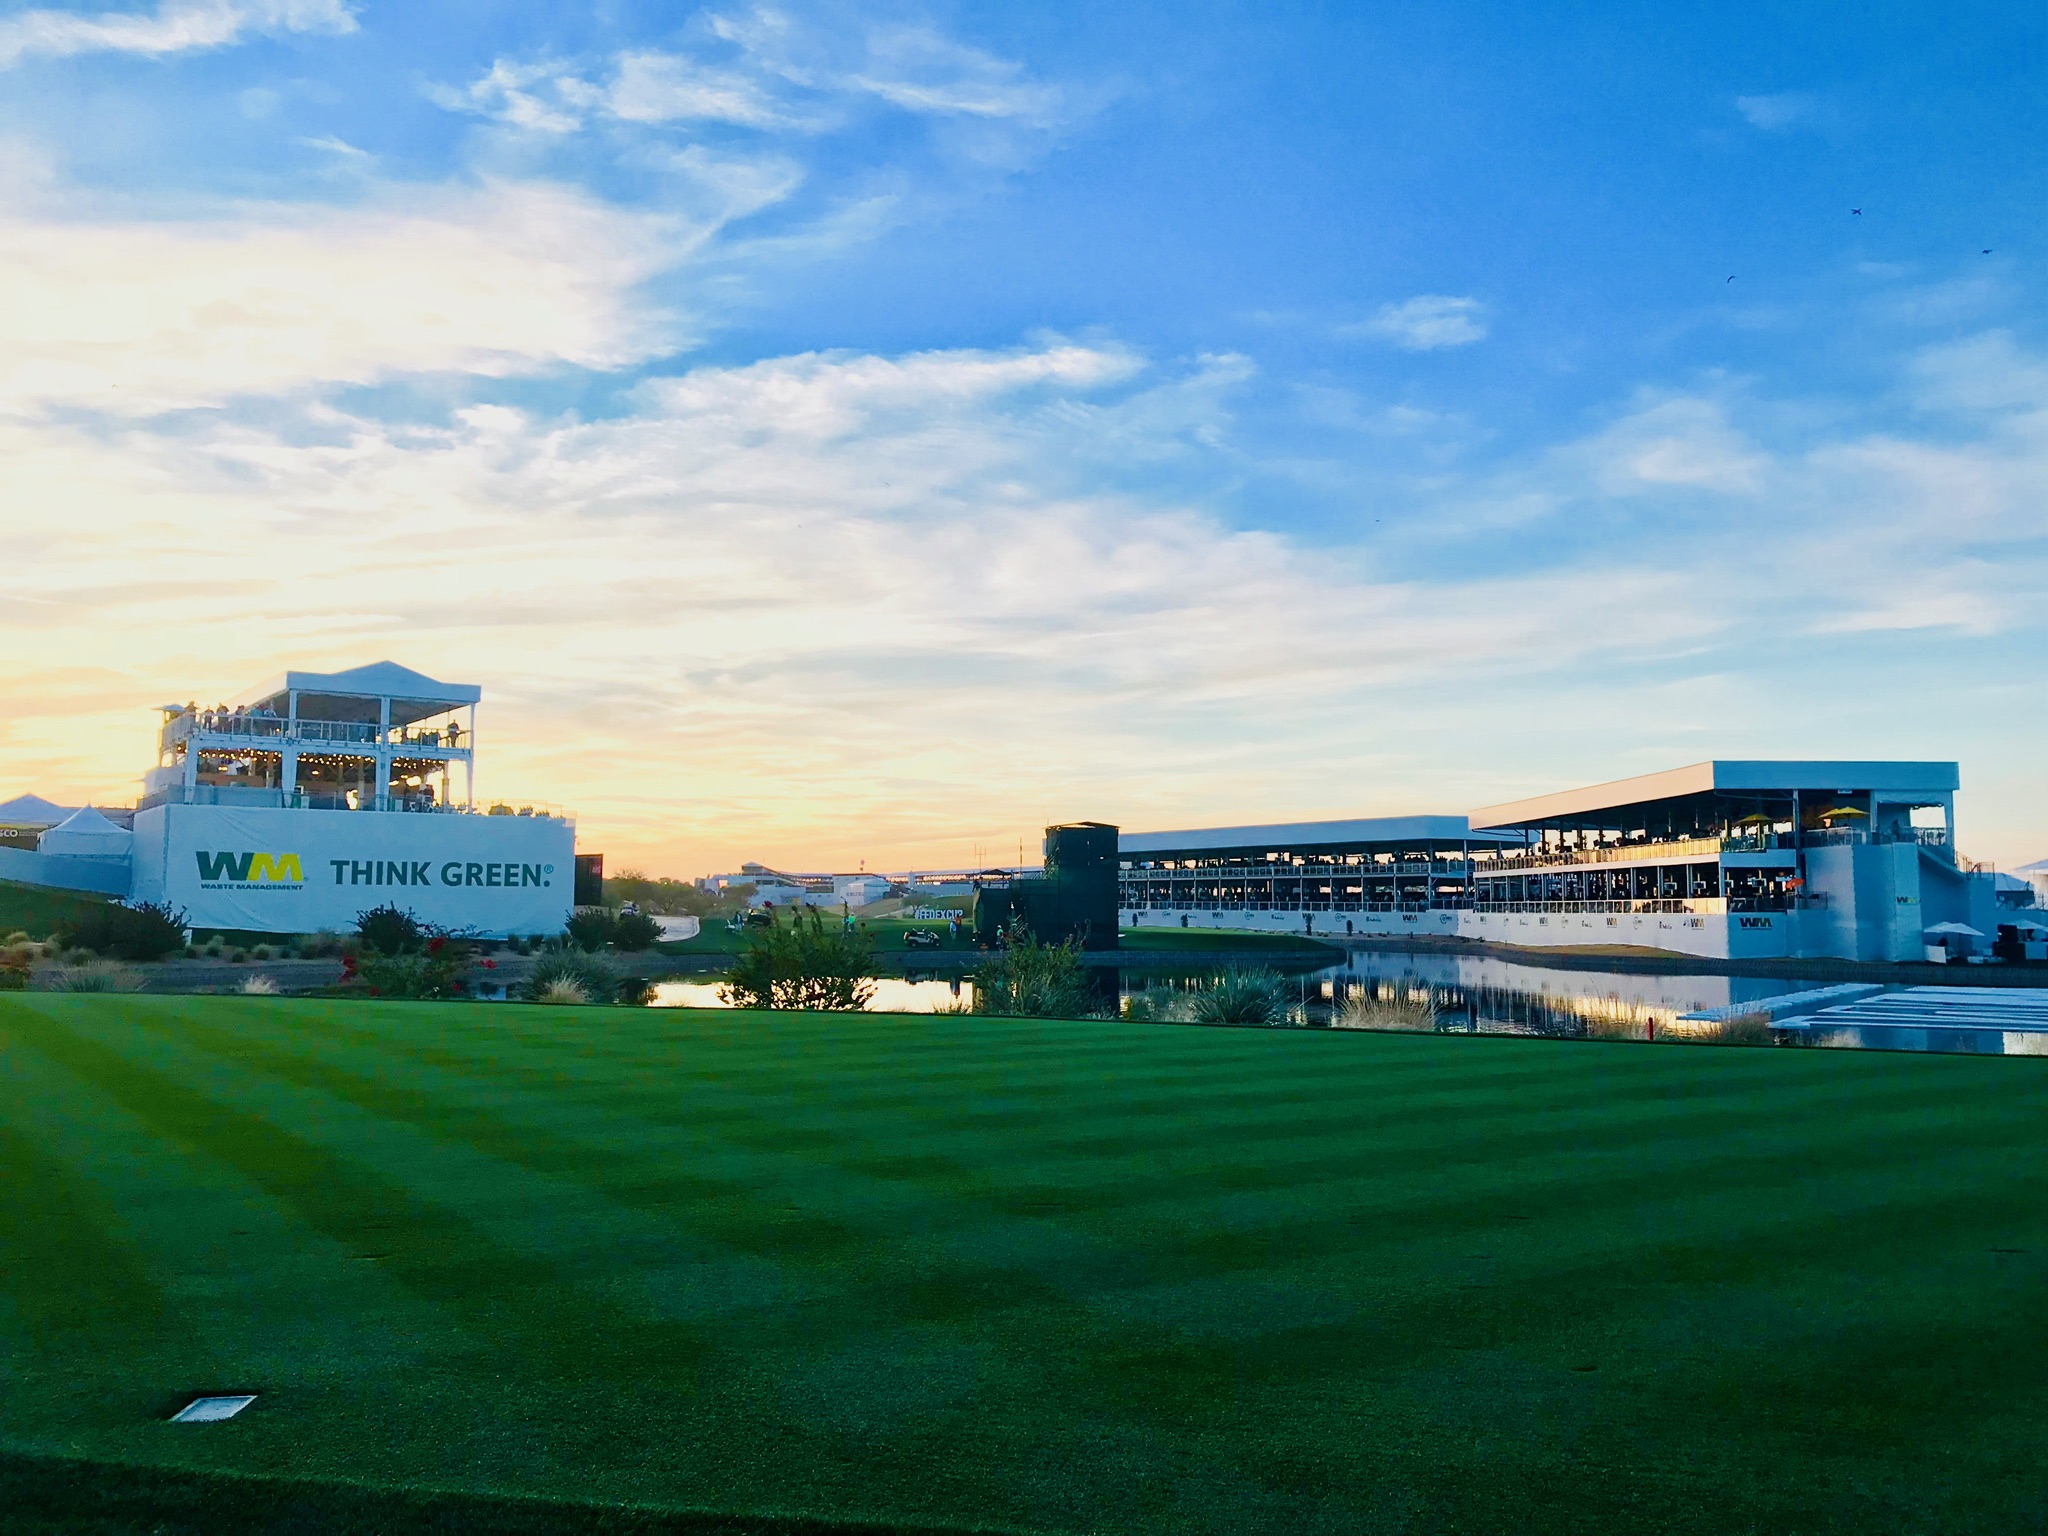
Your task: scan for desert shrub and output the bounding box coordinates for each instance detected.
[353,934,472,1000]
[613,911,661,951]
[239,974,280,996]
[3,930,29,945]
[565,909,620,953]
[536,978,590,1005]
[48,960,143,993]
[1335,988,1439,1032]
[294,930,344,959]
[971,931,1095,1018]
[0,951,31,991]
[613,974,652,1007]
[54,901,188,962]
[229,948,249,963]
[1188,967,1297,1026]
[721,910,876,1012]
[1122,987,1192,1023]
[355,904,425,957]
[202,936,226,958]
[250,944,274,961]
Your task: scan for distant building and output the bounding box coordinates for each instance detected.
[1120,761,2023,962]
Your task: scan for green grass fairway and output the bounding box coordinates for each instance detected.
[2,997,2045,1534]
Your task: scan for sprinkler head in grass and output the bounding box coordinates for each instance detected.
[170,1394,256,1422]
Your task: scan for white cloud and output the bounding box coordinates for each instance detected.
[1582,397,1766,493]
[425,57,592,135]
[1735,92,1816,130]
[0,0,354,68]
[1346,295,1488,351]
[845,27,1065,125]
[0,341,1727,870]
[432,13,1072,141]
[0,181,681,411]
[607,49,795,129]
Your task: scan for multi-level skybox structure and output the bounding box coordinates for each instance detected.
[146,661,482,814]
[1120,761,2019,961]
[0,663,579,938]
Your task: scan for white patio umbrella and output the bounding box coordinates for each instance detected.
[1922,922,1985,939]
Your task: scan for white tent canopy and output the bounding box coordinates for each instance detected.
[1922,922,1984,939]
[38,806,133,860]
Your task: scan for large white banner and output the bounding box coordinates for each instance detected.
[132,804,575,936]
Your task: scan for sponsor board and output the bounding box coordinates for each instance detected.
[133,803,574,935]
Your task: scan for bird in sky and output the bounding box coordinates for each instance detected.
[1851,208,1862,215]
[1726,275,1736,282]
[1983,248,1993,254]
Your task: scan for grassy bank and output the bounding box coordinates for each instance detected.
[1,995,2044,1533]
[0,879,113,940]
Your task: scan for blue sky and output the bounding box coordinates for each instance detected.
[3,1,2044,871]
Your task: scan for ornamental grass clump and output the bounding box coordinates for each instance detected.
[1188,967,1298,1027]
[239,974,281,996]
[1698,1011,1774,1046]
[522,953,616,1005]
[1335,989,1439,1032]
[48,960,144,993]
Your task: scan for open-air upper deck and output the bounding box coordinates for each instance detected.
[146,661,491,815]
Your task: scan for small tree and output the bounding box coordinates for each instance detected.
[613,911,661,951]
[720,909,876,1011]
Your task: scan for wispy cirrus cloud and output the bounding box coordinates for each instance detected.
[1735,91,1818,130]
[430,7,1075,139]
[1343,294,1489,351]
[0,0,353,68]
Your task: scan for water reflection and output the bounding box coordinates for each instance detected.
[653,976,974,1013]
[649,953,2047,1055]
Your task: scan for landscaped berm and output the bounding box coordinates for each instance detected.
[3,998,2045,1536]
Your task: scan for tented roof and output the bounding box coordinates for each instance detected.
[1120,815,1516,857]
[38,806,133,859]
[231,661,481,727]
[0,793,74,828]
[1470,760,1960,830]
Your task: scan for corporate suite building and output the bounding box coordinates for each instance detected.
[1119,760,2016,962]
[1,663,575,937]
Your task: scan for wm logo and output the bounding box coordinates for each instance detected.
[196,851,304,883]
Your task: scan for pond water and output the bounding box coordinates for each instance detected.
[650,953,2048,1055]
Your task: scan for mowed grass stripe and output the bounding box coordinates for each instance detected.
[133,997,2048,1402]
[235,1000,2042,1263]
[10,995,2048,1534]
[0,1047,172,1354]
[9,1000,720,1386]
